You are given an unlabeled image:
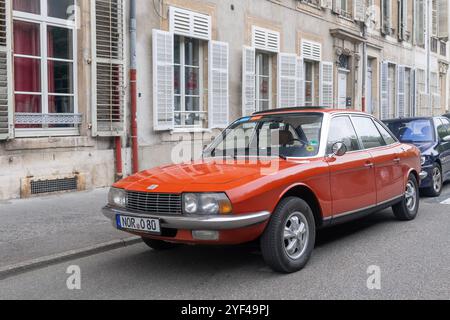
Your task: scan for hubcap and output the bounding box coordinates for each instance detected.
[405,180,417,212]
[283,212,309,260]
[433,167,442,193]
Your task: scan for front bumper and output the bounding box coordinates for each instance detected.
[102,206,271,231]
[419,165,434,188]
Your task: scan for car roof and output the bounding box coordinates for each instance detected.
[252,107,370,117]
[382,117,434,122]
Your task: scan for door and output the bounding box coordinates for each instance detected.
[327,116,377,215]
[436,118,450,178]
[352,116,405,203]
[367,66,373,114]
[338,70,348,109]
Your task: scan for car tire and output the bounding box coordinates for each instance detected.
[260,197,316,274]
[141,237,180,251]
[422,163,443,197]
[393,174,420,221]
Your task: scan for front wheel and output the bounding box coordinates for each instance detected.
[392,174,420,221]
[260,197,316,273]
[423,163,443,197]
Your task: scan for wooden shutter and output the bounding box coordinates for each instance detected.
[399,0,408,40]
[208,41,229,129]
[252,26,280,53]
[438,0,448,39]
[301,40,322,62]
[169,7,211,41]
[152,30,174,131]
[320,62,334,108]
[242,46,256,117]
[382,0,392,35]
[380,62,389,120]
[332,0,342,14]
[415,0,425,46]
[92,0,126,137]
[278,53,297,109]
[431,0,438,36]
[397,66,406,117]
[0,0,11,140]
[354,0,366,22]
[296,57,305,107]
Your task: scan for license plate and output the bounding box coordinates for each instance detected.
[116,215,161,234]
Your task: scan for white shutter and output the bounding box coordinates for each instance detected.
[301,40,322,61]
[209,41,229,129]
[296,57,305,107]
[382,0,392,35]
[431,0,438,36]
[397,66,406,117]
[415,0,425,46]
[92,0,126,137]
[278,53,297,109]
[399,0,408,40]
[169,7,211,41]
[354,0,366,22]
[320,62,334,108]
[0,0,12,140]
[242,46,256,117]
[410,69,416,117]
[153,30,174,131]
[332,0,342,14]
[380,62,389,120]
[438,0,448,39]
[252,26,280,53]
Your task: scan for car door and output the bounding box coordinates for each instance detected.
[351,116,405,204]
[326,116,377,216]
[436,118,450,178]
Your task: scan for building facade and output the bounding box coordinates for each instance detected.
[0,0,449,200]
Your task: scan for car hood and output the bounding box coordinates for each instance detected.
[408,142,436,154]
[113,158,302,193]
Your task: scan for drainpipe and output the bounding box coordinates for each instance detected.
[115,136,123,180]
[361,22,367,113]
[130,0,139,173]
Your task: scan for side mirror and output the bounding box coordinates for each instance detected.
[331,142,348,157]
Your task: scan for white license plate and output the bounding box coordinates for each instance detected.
[116,215,161,234]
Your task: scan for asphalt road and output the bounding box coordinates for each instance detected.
[1,184,450,300]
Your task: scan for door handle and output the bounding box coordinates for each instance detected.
[364,162,374,168]
[393,158,401,164]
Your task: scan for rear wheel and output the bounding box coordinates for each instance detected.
[260,197,316,273]
[423,163,443,197]
[393,174,420,221]
[141,237,180,251]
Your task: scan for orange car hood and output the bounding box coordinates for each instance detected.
[113,158,302,193]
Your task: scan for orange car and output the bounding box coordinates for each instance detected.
[103,108,422,273]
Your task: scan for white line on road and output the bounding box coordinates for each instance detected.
[440,198,450,205]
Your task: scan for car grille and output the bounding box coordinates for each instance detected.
[126,191,182,215]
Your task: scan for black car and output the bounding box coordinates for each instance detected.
[384,117,450,197]
[444,113,450,120]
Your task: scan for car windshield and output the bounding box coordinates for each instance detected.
[206,113,324,159]
[385,119,435,143]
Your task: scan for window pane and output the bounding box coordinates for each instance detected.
[47,0,75,19]
[185,113,203,126]
[47,26,73,59]
[13,21,40,56]
[174,36,181,65]
[48,61,73,94]
[14,57,41,92]
[13,0,40,14]
[258,77,270,100]
[352,117,386,149]
[184,38,200,66]
[185,96,200,112]
[15,94,41,113]
[328,116,360,152]
[374,121,396,145]
[48,96,74,113]
[185,67,200,96]
[174,66,181,95]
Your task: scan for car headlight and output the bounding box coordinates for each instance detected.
[108,188,127,208]
[421,156,428,166]
[182,193,233,215]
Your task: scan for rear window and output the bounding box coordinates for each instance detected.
[385,119,434,143]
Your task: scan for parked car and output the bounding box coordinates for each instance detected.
[384,117,450,197]
[443,113,450,120]
[103,108,421,273]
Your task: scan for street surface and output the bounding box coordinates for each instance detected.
[0,184,449,300]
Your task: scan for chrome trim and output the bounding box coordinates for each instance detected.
[102,206,271,231]
[419,171,428,181]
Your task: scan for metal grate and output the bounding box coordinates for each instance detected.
[31,177,78,195]
[0,0,9,139]
[126,191,182,215]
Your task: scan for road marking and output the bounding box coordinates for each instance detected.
[440,198,450,205]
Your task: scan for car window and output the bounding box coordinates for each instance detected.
[374,121,397,145]
[441,118,450,136]
[434,118,448,140]
[385,119,434,143]
[351,117,386,149]
[327,116,360,153]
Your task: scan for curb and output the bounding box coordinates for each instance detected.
[0,237,142,280]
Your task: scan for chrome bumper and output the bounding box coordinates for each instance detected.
[102,206,271,231]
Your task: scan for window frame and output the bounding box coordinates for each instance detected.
[173,35,205,128]
[327,115,362,154]
[255,51,272,112]
[12,0,78,137]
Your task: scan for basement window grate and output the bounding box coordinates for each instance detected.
[31,177,78,195]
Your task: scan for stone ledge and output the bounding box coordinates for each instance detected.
[4,136,96,151]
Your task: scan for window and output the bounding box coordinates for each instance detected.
[415,0,425,46]
[327,116,360,153]
[374,121,397,145]
[417,69,426,93]
[352,117,386,149]
[382,0,392,35]
[304,61,315,107]
[174,35,205,127]
[255,52,271,111]
[386,119,434,143]
[13,0,77,132]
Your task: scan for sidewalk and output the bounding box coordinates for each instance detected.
[0,188,137,269]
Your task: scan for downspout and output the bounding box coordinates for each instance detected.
[361,21,367,113]
[130,0,139,173]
